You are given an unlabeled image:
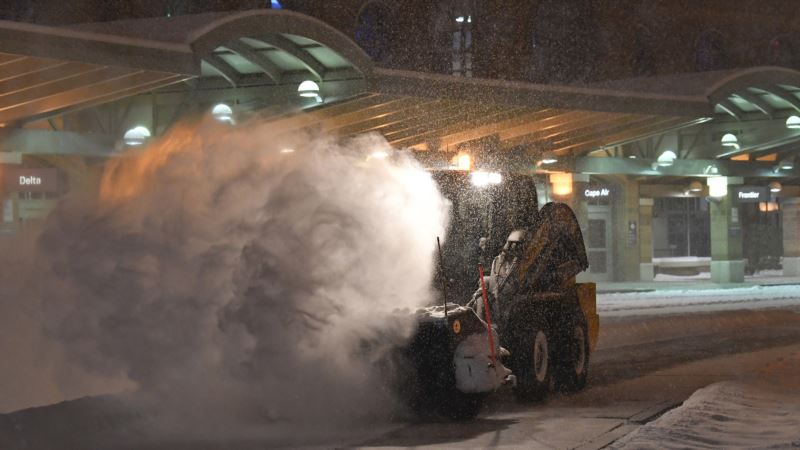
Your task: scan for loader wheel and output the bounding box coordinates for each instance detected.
[555,321,589,392]
[513,327,552,402]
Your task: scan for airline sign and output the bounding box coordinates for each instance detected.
[732,186,768,203]
[2,168,59,192]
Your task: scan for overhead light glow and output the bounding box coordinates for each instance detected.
[780,158,795,170]
[457,153,472,170]
[707,176,727,198]
[297,80,320,98]
[211,103,234,123]
[539,152,557,165]
[656,150,677,167]
[123,126,151,146]
[769,181,782,193]
[759,202,780,212]
[280,148,295,154]
[369,150,389,160]
[720,133,739,149]
[455,16,465,23]
[471,171,502,187]
[550,172,573,196]
[271,0,282,9]
[786,115,800,129]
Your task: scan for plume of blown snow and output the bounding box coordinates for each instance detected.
[30,118,448,426]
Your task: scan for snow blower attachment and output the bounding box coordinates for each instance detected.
[394,170,598,419]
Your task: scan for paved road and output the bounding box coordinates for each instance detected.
[2,306,800,449]
[353,307,800,449]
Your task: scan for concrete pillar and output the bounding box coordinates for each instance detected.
[709,192,744,283]
[782,198,800,276]
[639,198,654,281]
[612,177,641,281]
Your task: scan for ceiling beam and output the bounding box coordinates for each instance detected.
[225,40,282,84]
[715,99,743,121]
[756,84,800,113]
[0,56,64,83]
[258,34,326,81]
[319,96,424,132]
[202,53,240,87]
[503,112,634,149]
[434,108,557,150]
[555,117,691,156]
[732,91,775,119]
[0,71,184,125]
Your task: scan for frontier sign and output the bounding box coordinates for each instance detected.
[732,186,768,203]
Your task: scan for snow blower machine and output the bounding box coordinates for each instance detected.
[393,170,599,420]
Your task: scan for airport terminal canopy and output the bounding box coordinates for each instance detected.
[0,8,797,184]
[0,10,373,126]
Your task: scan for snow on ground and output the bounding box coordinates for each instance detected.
[598,284,800,316]
[654,270,787,281]
[611,380,800,449]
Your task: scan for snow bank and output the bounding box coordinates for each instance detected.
[599,284,800,316]
[611,381,800,449]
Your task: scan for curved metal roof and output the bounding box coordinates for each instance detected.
[70,10,373,87]
[0,10,373,126]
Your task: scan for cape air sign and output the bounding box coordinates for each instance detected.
[3,168,58,193]
[732,186,768,203]
[582,186,611,199]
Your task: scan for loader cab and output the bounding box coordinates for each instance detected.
[430,170,539,302]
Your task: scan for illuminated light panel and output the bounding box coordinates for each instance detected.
[550,172,573,196]
[471,171,501,187]
[457,153,472,170]
[707,176,727,197]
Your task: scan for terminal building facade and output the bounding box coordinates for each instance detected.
[0,1,798,284]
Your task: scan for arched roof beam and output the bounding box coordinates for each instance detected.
[755,84,800,113]
[715,99,743,121]
[257,34,325,81]
[203,53,240,87]
[732,91,775,119]
[188,10,373,77]
[224,40,282,84]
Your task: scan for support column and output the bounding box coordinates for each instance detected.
[782,198,800,276]
[639,198,654,280]
[612,177,641,281]
[709,182,744,283]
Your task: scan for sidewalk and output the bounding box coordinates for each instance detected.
[596,272,800,293]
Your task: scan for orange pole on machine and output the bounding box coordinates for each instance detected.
[478,265,497,367]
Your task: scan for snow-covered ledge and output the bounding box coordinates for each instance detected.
[711,260,745,283]
[640,263,654,281]
[783,257,800,277]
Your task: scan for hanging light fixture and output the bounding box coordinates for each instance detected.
[211,103,234,123]
[769,181,782,193]
[656,150,677,167]
[123,126,151,146]
[720,133,739,149]
[688,181,703,192]
[780,158,795,170]
[297,80,320,98]
[786,115,800,129]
